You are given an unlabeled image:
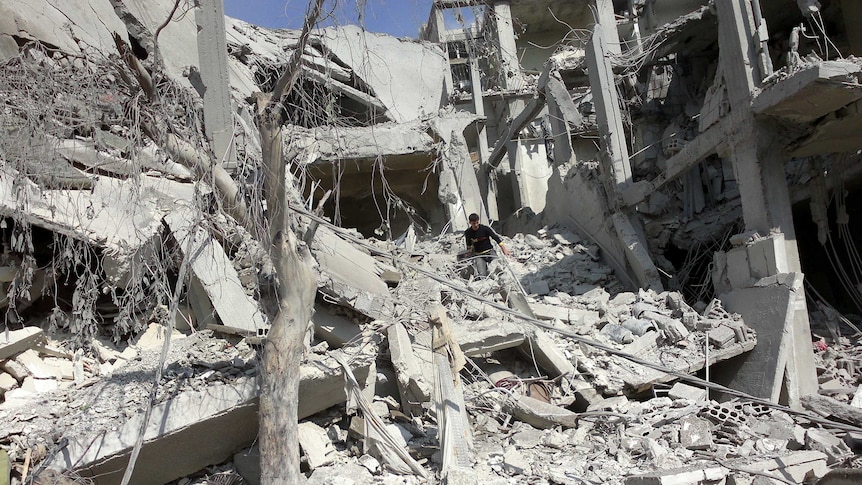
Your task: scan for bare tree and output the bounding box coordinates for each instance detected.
[255,0,325,481]
[111,0,326,481]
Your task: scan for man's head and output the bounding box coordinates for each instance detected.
[468,213,480,229]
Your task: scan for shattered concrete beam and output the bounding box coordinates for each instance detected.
[487,66,552,168]
[0,328,45,361]
[301,66,390,115]
[50,348,374,485]
[621,124,724,207]
[301,53,352,83]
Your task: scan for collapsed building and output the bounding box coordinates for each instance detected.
[1,0,862,484]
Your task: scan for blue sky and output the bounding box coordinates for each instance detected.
[223,0,436,38]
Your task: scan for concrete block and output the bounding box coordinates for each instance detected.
[444,466,478,485]
[529,280,551,296]
[519,329,575,378]
[707,325,737,348]
[728,450,829,484]
[298,422,336,469]
[0,372,17,393]
[807,428,849,464]
[15,349,61,379]
[569,307,601,326]
[668,382,707,402]
[133,322,186,351]
[587,396,629,413]
[531,303,571,322]
[726,246,752,290]
[746,234,788,279]
[387,323,430,414]
[233,446,260,485]
[21,376,58,393]
[0,327,44,360]
[679,415,713,450]
[312,304,361,348]
[0,359,28,381]
[502,447,530,475]
[450,319,525,356]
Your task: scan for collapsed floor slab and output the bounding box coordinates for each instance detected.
[47,346,375,485]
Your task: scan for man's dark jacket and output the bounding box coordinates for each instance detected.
[465,224,502,254]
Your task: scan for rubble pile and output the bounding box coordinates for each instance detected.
[1,222,860,484]
[1,0,862,483]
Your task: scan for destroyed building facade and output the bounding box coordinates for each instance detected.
[2,0,862,484]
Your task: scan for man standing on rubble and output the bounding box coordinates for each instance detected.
[465,213,509,277]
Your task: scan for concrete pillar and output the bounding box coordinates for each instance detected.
[432,7,455,97]
[492,1,523,90]
[586,24,633,189]
[195,0,236,169]
[594,0,621,56]
[715,0,818,409]
[585,24,660,290]
[468,46,496,220]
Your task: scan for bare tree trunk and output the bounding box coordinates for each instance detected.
[113,0,325,481]
[256,1,325,482]
[257,112,317,483]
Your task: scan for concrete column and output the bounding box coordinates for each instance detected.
[468,54,498,221]
[585,24,660,290]
[195,0,236,169]
[593,0,621,55]
[432,7,455,97]
[586,24,633,189]
[492,1,523,90]
[715,0,817,409]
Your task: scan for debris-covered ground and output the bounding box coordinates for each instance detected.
[2,0,862,484]
[2,226,861,484]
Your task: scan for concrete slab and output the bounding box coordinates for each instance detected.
[49,346,375,485]
[313,226,394,320]
[166,209,267,335]
[719,274,818,406]
[752,61,862,122]
[318,25,446,123]
[0,167,165,260]
[0,327,44,361]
